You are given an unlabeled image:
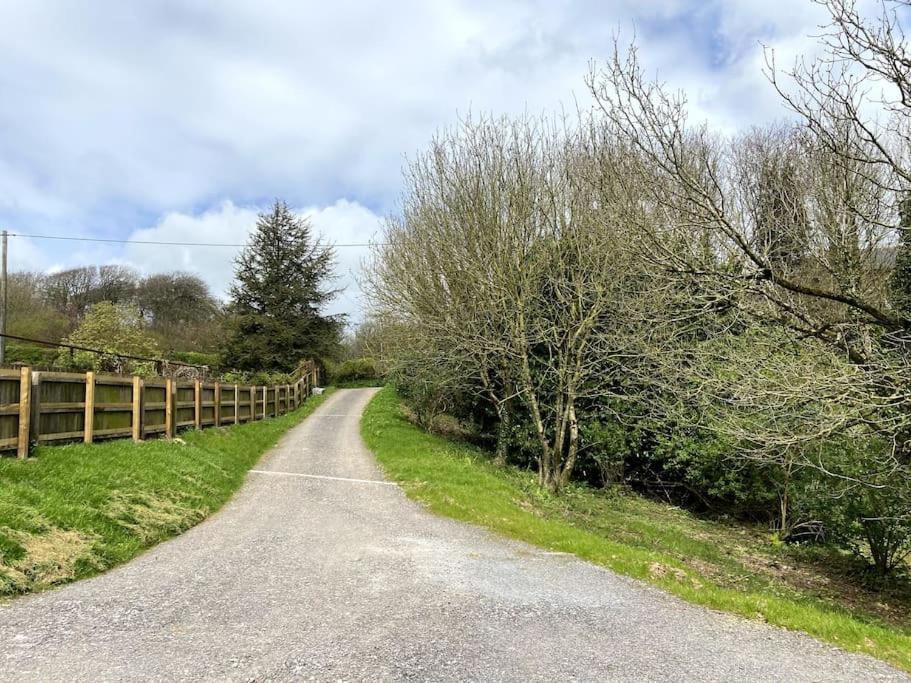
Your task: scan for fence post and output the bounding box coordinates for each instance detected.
[29,371,41,448]
[250,385,256,419]
[194,380,201,430]
[165,378,174,438]
[132,376,143,442]
[262,386,267,418]
[17,366,30,458]
[214,382,221,427]
[274,385,280,416]
[234,384,239,424]
[84,371,95,443]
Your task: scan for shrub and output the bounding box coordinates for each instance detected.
[578,418,635,487]
[330,357,381,385]
[6,343,58,368]
[798,438,911,580]
[635,425,781,520]
[170,351,220,368]
[221,370,295,386]
[55,302,159,376]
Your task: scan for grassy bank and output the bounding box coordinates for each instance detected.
[0,388,333,597]
[361,387,911,672]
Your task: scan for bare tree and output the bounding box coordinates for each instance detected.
[41,265,138,324]
[368,116,652,491]
[587,0,911,429]
[582,0,911,565]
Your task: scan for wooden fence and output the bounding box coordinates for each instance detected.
[0,362,320,458]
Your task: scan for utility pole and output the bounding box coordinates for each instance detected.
[0,230,7,366]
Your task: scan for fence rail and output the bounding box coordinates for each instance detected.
[0,362,319,458]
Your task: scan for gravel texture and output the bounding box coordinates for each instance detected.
[0,388,906,682]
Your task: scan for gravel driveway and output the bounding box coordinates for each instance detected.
[0,388,906,681]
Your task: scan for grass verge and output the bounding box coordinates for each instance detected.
[361,387,911,673]
[0,388,334,597]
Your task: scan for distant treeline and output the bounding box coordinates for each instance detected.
[6,201,346,385]
[7,266,222,365]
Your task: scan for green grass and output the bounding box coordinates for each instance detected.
[0,388,334,597]
[361,387,911,673]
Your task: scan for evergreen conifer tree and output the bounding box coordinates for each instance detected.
[222,201,343,372]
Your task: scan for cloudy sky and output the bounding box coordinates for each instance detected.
[0,0,860,321]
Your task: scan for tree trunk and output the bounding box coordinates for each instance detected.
[559,402,579,489]
[541,462,561,492]
[494,404,511,466]
[517,347,552,489]
[480,366,511,467]
[777,458,793,539]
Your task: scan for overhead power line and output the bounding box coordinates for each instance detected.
[7,232,382,248]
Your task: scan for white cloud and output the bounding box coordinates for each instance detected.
[0,1,826,212]
[0,0,873,319]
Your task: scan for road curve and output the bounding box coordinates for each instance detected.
[0,388,905,681]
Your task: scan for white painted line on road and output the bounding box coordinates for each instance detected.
[249,470,396,486]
